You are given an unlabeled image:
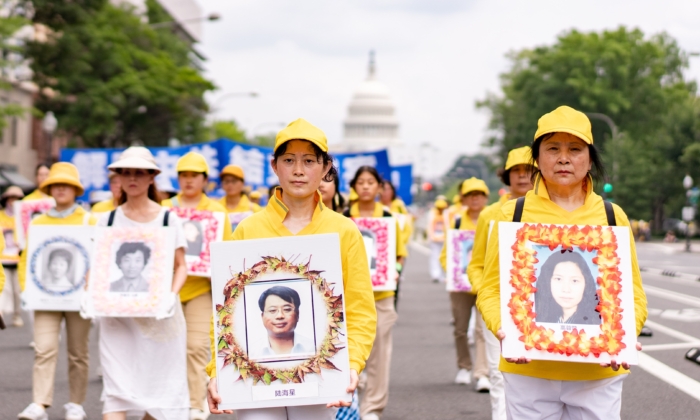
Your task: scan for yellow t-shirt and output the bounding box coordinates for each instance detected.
[467,193,512,293]
[217,194,262,213]
[162,193,232,303]
[91,199,117,214]
[0,210,19,263]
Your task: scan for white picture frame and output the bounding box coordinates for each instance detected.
[350,217,397,292]
[210,234,350,410]
[21,225,92,311]
[168,208,225,276]
[498,222,638,365]
[13,198,56,250]
[445,229,475,292]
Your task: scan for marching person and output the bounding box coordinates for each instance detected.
[91,172,122,213]
[443,194,462,230]
[477,106,647,419]
[162,152,232,420]
[0,186,25,327]
[427,197,448,283]
[439,178,490,390]
[97,147,190,420]
[344,166,407,420]
[206,118,377,419]
[249,190,262,206]
[467,146,535,420]
[319,170,346,213]
[17,163,95,420]
[380,180,412,248]
[218,164,262,215]
[23,164,51,201]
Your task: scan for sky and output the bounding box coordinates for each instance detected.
[195,0,700,156]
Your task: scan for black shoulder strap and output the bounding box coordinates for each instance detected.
[342,208,351,218]
[454,217,462,230]
[163,210,170,227]
[107,210,116,227]
[382,210,393,217]
[604,201,616,226]
[512,197,525,223]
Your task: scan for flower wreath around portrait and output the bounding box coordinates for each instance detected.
[508,223,626,357]
[30,236,89,297]
[20,200,54,235]
[354,218,389,287]
[172,208,219,274]
[216,255,345,385]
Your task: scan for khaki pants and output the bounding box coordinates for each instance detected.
[360,297,398,418]
[5,266,21,317]
[33,310,91,407]
[449,292,488,379]
[182,292,212,410]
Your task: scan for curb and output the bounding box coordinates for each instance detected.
[641,267,700,282]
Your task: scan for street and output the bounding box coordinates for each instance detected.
[3,241,700,419]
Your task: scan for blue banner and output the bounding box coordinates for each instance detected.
[389,164,413,205]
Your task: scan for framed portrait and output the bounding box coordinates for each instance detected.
[229,211,253,233]
[1,226,20,264]
[169,208,225,276]
[498,222,638,365]
[85,226,176,317]
[445,229,475,292]
[210,234,350,410]
[13,198,56,250]
[350,217,397,292]
[21,225,92,311]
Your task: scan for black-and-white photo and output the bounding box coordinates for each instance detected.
[183,220,204,257]
[110,241,151,293]
[3,228,18,257]
[361,229,377,270]
[40,244,79,293]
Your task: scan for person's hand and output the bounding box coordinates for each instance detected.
[601,342,642,371]
[207,377,233,415]
[156,292,177,320]
[326,369,359,408]
[79,291,93,320]
[497,330,531,364]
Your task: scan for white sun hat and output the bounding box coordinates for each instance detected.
[107,146,161,174]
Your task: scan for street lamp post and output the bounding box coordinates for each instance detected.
[149,12,221,29]
[683,174,695,252]
[42,111,57,164]
[585,112,619,184]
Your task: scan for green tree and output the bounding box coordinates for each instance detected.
[210,120,247,143]
[478,26,699,230]
[25,0,215,147]
[0,1,30,130]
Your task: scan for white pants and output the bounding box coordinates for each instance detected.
[237,405,336,420]
[478,314,505,420]
[429,241,445,281]
[503,372,625,420]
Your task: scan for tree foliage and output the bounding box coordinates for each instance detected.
[25,0,215,147]
[0,1,30,130]
[478,26,700,230]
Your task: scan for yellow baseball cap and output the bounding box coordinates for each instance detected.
[534,106,593,144]
[40,162,85,196]
[505,146,536,170]
[176,152,209,174]
[452,194,460,205]
[249,191,262,199]
[220,164,245,181]
[435,198,449,209]
[274,118,328,153]
[461,177,489,196]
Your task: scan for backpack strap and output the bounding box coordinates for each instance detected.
[163,210,170,227]
[604,201,616,226]
[512,197,525,223]
[342,208,351,218]
[382,210,393,218]
[454,217,462,230]
[107,210,116,227]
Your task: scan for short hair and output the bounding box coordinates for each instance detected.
[35,163,50,175]
[381,180,397,201]
[48,248,72,267]
[115,242,151,266]
[258,286,301,313]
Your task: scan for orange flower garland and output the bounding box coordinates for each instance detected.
[508,223,626,357]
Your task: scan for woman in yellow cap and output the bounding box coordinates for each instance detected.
[97,146,190,420]
[0,185,25,327]
[380,180,413,248]
[477,106,646,418]
[343,165,407,420]
[218,164,261,232]
[428,197,448,283]
[91,172,122,214]
[438,178,490,391]
[467,146,535,420]
[206,118,377,419]
[23,163,51,201]
[161,151,232,420]
[17,163,95,420]
[248,190,262,205]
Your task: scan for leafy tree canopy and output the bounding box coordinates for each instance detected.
[0,1,31,130]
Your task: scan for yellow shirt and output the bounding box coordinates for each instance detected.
[444,203,462,230]
[0,209,19,263]
[162,193,232,303]
[217,194,262,213]
[467,193,512,293]
[206,189,377,377]
[91,199,117,213]
[438,209,478,289]
[348,202,408,302]
[476,175,647,381]
[18,206,96,291]
[0,232,6,293]
[23,189,49,201]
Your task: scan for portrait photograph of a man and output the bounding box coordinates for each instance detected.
[109,241,152,293]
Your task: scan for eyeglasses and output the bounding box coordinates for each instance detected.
[278,154,322,168]
[265,305,296,315]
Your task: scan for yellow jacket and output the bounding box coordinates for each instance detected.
[23,189,49,201]
[162,193,232,303]
[476,176,647,381]
[444,203,462,230]
[217,194,262,214]
[206,189,377,377]
[467,193,512,293]
[91,199,116,213]
[439,209,478,288]
[348,202,408,302]
[0,209,19,263]
[18,206,96,291]
[0,232,6,293]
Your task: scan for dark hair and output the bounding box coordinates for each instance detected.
[268,184,279,199]
[324,170,345,212]
[48,248,73,268]
[273,141,338,182]
[531,133,606,184]
[178,171,209,180]
[500,164,536,187]
[115,242,151,267]
[114,169,160,205]
[349,166,382,189]
[381,180,397,201]
[534,250,600,325]
[35,163,50,175]
[258,286,301,313]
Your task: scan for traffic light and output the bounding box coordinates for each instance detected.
[603,183,613,194]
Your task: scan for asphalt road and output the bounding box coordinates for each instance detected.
[3,241,700,419]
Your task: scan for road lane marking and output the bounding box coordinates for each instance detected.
[643,342,700,351]
[410,242,430,256]
[644,284,700,308]
[644,319,700,343]
[638,352,700,402]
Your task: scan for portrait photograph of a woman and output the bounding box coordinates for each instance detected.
[361,229,377,271]
[183,220,204,257]
[534,250,601,325]
[109,241,151,293]
[40,246,77,293]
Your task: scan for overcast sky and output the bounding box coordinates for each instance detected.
[196,0,700,155]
